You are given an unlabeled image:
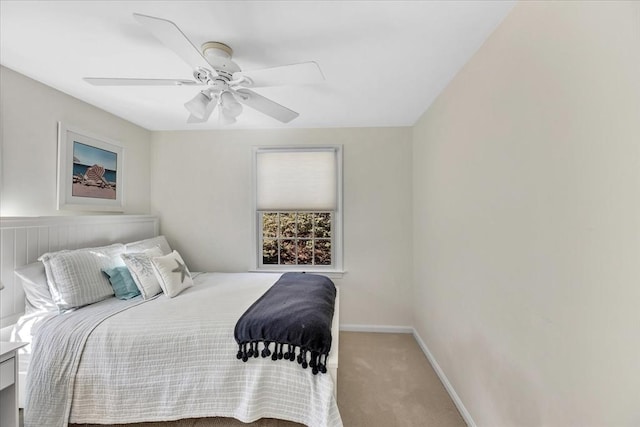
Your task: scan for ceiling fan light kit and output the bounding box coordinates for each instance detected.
[220,91,243,117]
[84,13,325,125]
[184,90,214,119]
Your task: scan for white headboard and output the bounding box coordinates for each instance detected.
[0,215,159,332]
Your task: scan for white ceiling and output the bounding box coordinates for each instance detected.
[0,1,515,131]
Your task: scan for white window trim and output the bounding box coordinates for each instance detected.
[250,145,344,277]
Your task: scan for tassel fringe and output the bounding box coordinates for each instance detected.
[237,341,330,375]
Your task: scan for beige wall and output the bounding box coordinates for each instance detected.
[412,2,640,426]
[0,66,151,216]
[150,127,414,327]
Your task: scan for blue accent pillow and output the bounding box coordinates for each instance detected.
[102,266,141,300]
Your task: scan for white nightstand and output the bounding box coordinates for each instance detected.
[1,342,27,427]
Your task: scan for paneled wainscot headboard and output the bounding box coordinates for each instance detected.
[0,215,159,337]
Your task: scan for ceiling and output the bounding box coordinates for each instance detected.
[0,1,515,131]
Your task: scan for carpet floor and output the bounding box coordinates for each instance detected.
[55,332,464,427]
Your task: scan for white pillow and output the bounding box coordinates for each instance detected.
[124,235,172,256]
[151,250,193,298]
[121,247,164,299]
[39,244,125,311]
[14,262,57,313]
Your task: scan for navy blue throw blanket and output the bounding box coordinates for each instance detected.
[234,272,337,375]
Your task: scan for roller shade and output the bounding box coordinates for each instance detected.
[256,148,337,211]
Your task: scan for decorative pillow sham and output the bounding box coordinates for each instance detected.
[102,266,141,300]
[124,235,172,256]
[121,247,164,299]
[151,250,193,298]
[38,243,125,312]
[14,261,57,313]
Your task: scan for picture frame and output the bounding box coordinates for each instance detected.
[57,122,124,212]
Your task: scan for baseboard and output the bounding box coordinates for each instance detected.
[339,324,414,334]
[411,329,477,427]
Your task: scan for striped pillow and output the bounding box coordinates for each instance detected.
[39,244,125,311]
[124,235,172,256]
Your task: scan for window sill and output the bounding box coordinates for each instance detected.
[248,269,345,279]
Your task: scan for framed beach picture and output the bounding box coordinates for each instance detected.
[57,122,124,211]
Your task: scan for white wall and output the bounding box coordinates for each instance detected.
[0,66,151,216]
[150,127,414,327]
[412,2,640,426]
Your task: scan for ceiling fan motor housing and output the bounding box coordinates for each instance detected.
[201,42,232,58]
[201,41,240,80]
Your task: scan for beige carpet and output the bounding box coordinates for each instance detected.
[337,332,465,427]
[61,332,465,427]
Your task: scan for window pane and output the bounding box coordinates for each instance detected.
[314,213,331,238]
[280,213,296,238]
[281,239,297,264]
[314,240,332,265]
[298,213,313,238]
[297,240,313,265]
[260,211,334,267]
[263,239,278,264]
[263,213,278,238]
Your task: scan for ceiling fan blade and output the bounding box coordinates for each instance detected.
[233,89,299,123]
[133,13,214,74]
[84,77,199,86]
[233,61,324,88]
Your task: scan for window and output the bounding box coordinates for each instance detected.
[253,146,342,272]
[262,212,332,266]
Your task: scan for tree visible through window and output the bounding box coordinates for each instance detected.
[262,212,332,266]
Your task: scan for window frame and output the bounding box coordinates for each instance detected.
[251,146,343,274]
[259,210,335,267]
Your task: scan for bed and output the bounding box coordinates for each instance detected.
[1,215,341,427]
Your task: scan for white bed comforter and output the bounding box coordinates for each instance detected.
[25,273,342,427]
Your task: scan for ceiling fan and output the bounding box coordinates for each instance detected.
[84,13,324,124]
